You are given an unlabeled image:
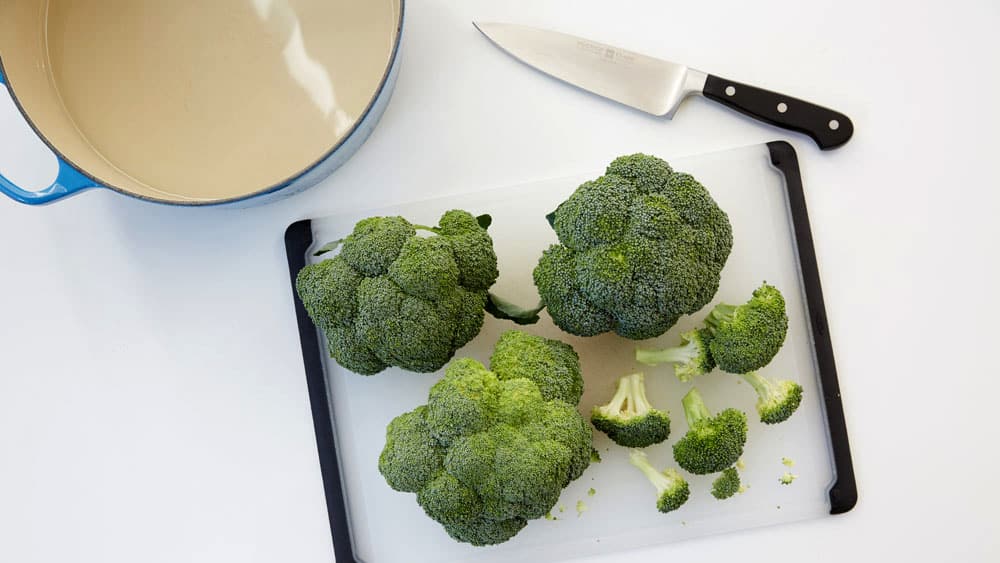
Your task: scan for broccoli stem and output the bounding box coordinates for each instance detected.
[635,340,698,366]
[602,373,652,417]
[485,293,544,325]
[704,303,737,331]
[739,371,773,399]
[313,238,344,257]
[681,388,711,428]
[629,450,672,493]
[627,373,653,415]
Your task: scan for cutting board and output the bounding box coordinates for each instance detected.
[284,141,855,563]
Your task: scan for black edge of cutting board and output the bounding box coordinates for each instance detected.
[285,219,361,562]
[767,140,857,514]
[283,142,858,560]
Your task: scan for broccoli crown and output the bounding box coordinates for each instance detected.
[629,450,690,514]
[296,210,499,375]
[534,154,732,340]
[705,283,788,374]
[672,388,748,475]
[711,467,741,500]
[378,333,592,546]
[590,373,671,448]
[635,328,716,382]
[740,371,803,424]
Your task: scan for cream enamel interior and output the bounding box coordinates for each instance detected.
[0,0,401,202]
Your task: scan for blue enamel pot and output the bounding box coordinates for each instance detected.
[0,0,404,206]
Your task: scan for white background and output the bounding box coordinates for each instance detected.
[0,0,997,561]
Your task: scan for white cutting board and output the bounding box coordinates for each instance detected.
[295,142,850,563]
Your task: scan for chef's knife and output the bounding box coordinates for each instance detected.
[474,22,853,150]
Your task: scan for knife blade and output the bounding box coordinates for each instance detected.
[474,22,853,150]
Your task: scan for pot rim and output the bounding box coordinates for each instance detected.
[0,0,405,206]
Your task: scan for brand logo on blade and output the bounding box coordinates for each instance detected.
[576,40,635,65]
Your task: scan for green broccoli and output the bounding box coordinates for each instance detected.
[297,210,538,375]
[534,154,732,340]
[635,328,716,382]
[779,472,798,485]
[711,467,741,500]
[703,283,788,374]
[379,331,592,546]
[629,450,690,513]
[672,388,748,475]
[590,373,671,448]
[739,371,803,424]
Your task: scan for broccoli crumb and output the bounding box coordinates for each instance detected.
[576,500,588,517]
[782,457,795,467]
[779,472,798,485]
[544,512,557,521]
[736,458,746,471]
[738,485,749,494]
[591,449,602,463]
[588,488,596,497]
[559,505,565,513]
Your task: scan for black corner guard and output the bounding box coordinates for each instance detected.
[767,141,858,514]
[285,219,361,561]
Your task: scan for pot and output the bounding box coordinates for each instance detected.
[0,0,404,206]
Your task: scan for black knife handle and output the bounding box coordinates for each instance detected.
[703,74,853,150]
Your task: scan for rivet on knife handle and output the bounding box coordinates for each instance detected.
[702,75,854,150]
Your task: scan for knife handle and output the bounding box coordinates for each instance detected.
[703,74,853,150]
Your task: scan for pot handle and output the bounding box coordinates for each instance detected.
[0,69,97,205]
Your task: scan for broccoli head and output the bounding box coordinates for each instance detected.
[711,467,741,500]
[672,388,748,475]
[635,328,716,382]
[704,283,788,374]
[296,210,500,375]
[590,373,671,448]
[534,154,732,340]
[739,371,803,424]
[378,331,592,546]
[629,450,690,513]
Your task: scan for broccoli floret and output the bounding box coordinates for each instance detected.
[590,373,671,448]
[535,154,732,340]
[379,332,593,546]
[711,467,741,500]
[297,210,520,375]
[779,472,798,485]
[738,371,803,424]
[672,388,748,475]
[629,450,690,513]
[635,328,716,382]
[489,330,583,404]
[704,283,788,374]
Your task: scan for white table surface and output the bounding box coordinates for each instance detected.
[1,1,997,562]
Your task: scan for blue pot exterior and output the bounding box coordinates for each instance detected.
[0,1,404,207]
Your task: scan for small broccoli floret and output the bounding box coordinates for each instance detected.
[535,154,732,340]
[629,450,690,514]
[672,388,748,475]
[711,468,741,500]
[739,371,803,424]
[779,472,798,485]
[635,328,716,382]
[704,283,788,374]
[379,332,592,546]
[297,210,519,375]
[590,373,671,448]
[782,457,795,467]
